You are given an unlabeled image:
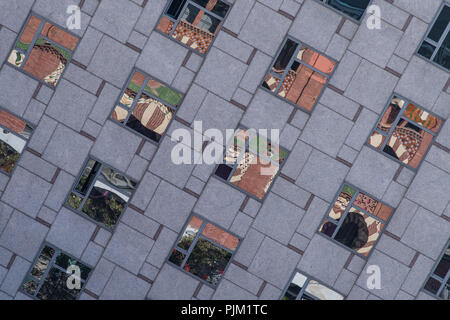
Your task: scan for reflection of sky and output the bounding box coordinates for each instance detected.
[305,280,344,300]
[292,272,307,288]
[93,180,129,202]
[0,130,26,153]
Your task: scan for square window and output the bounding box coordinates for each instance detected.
[418,3,450,71]
[262,37,336,113]
[281,270,344,300]
[65,158,137,229]
[366,95,443,170]
[167,214,240,286]
[7,14,79,87]
[21,244,92,300]
[155,0,231,54]
[316,0,372,22]
[318,183,393,257]
[423,241,450,300]
[0,108,33,175]
[214,128,289,201]
[111,69,183,144]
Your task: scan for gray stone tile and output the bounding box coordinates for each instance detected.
[347,146,399,199]
[46,207,96,258]
[233,228,264,267]
[72,26,103,66]
[230,211,253,238]
[0,256,30,296]
[88,36,138,87]
[224,263,262,295]
[394,17,428,61]
[345,107,378,151]
[104,223,154,274]
[136,32,187,84]
[289,0,341,52]
[85,258,115,295]
[23,99,46,126]
[319,88,360,120]
[146,226,178,268]
[213,279,257,300]
[296,149,349,202]
[271,177,311,208]
[46,79,97,131]
[0,211,48,260]
[89,83,120,125]
[385,198,418,238]
[213,31,254,63]
[44,170,75,212]
[297,196,330,239]
[18,151,56,182]
[394,0,443,23]
[121,207,159,239]
[333,269,357,296]
[239,2,291,56]
[249,236,301,289]
[375,234,415,266]
[2,167,51,218]
[135,0,166,36]
[91,121,141,172]
[239,50,272,93]
[81,241,103,266]
[401,254,434,296]
[223,0,255,34]
[0,0,34,32]
[328,51,361,91]
[91,0,141,43]
[43,124,93,176]
[253,193,304,244]
[145,181,196,232]
[301,104,353,157]
[298,234,350,286]
[196,48,247,101]
[100,267,150,300]
[401,207,450,260]
[148,264,199,300]
[381,181,406,208]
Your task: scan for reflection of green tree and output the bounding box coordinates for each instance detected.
[55,253,91,280]
[0,140,20,174]
[66,193,82,210]
[178,234,196,250]
[81,187,125,228]
[184,238,231,286]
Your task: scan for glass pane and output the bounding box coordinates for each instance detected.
[439,278,450,300]
[31,246,55,280]
[202,223,239,251]
[144,77,182,107]
[18,16,42,50]
[66,193,83,210]
[325,0,371,21]
[177,216,203,250]
[215,164,233,180]
[327,185,355,220]
[192,0,230,18]
[424,276,442,295]
[75,159,100,195]
[97,165,137,198]
[404,103,442,133]
[367,130,386,149]
[22,277,39,296]
[427,5,450,42]
[271,39,298,76]
[166,0,188,19]
[433,31,450,70]
[0,136,24,174]
[248,135,288,164]
[377,96,405,133]
[319,220,337,237]
[433,245,450,279]
[36,267,80,300]
[41,22,79,50]
[184,238,232,286]
[282,272,307,300]
[54,252,91,281]
[169,249,186,266]
[305,280,344,300]
[296,46,336,75]
[0,110,30,137]
[418,41,436,59]
[111,105,129,123]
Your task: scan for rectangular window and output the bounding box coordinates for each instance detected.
[418,3,450,71]
[7,14,79,87]
[262,37,336,113]
[367,95,442,170]
[111,69,183,144]
[318,184,393,257]
[423,241,449,300]
[21,244,92,300]
[0,108,33,175]
[282,270,344,300]
[317,0,372,22]
[168,215,239,286]
[156,0,231,54]
[214,128,288,201]
[65,158,137,229]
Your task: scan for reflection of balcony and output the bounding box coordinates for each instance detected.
[178,20,214,40]
[173,20,214,54]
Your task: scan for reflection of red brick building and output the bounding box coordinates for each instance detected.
[189,216,239,251]
[0,110,26,135]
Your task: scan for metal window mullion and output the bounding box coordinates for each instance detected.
[0,123,28,142]
[435,265,450,296]
[38,34,73,54]
[186,0,225,22]
[20,20,46,69]
[424,37,439,47]
[331,190,359,239]
[123,76,149,125]
[274,43,302,93]
[174,246,188,255]
[198,234,234,254]
[168,0,191,38]
[141,88,178,110]
[430,22,450,61]
[225,137,249,183]
[352,202,390,224]
[78,163,105,212]
[399,115,438,136]
[296,278,310,300]
[180,222,206,269]
[293,57,331,79]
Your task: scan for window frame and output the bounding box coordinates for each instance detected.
[63,156,138,230]
[422,239,450,299]
[281,269,345,300]
[0,106,34,177]
[155,0,233,55]
[212,125,290,202]
[365,93,444,172]
[314,0,374,23]
[416,1,450,73]
[109,68,184,146]
[166,213,241,288]
[20,242,94,300]
[317,182,395,259]
[260,35,337,114]
[6,12,80,89]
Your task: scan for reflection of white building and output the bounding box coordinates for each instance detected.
[0,130,26,153]
[93,180,130,202]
